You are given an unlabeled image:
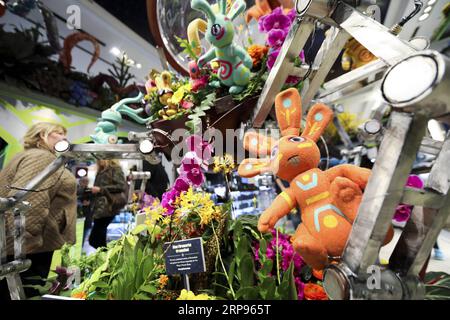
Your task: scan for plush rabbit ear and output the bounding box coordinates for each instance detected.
[227,0,246,21]
[192,0,216,21]
[243,132,276,157]
[238,158,272,177]
[275,88,303,137]
[219,0,227,15]
[301,103,334,142]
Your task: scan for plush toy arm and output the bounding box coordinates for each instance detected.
[234,45,253,69]
[325,164,371,190]
[198,47,217,68]
[258,187,296,232]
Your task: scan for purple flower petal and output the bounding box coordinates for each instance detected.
[174,177,190,193]
[406,175,424,189]
[267,29,287,47]
[393,204,412,222]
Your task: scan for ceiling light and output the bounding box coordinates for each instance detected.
[110,47,121,56]
[77,168,88,177]
[418,13,430,21]
[427,0,436,5]
[136,63,142,69]
[424,6,433,13]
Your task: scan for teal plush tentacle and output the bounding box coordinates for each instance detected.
[227,0,246,21]
[191,0,215,21]
[219,0,227,15]
[111,92,144,111]
[118,108,152,124]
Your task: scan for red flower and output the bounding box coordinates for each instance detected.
[304,283,328,300]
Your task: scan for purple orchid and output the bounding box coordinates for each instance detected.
[295,277,305,300]
[393,204,413,223]
[406,175,424,189]
[287,8,297,23]
[262,7,291,33]
[161,189,179,215]
[267,48,302,84]
[267,29,287,48]
[180,156,205,187]
[393,175,424,222]
[267,48,281,70]
[173,177,190,193]
[185,134,213,169]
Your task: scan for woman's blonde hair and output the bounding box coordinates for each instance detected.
[23,122,67,151]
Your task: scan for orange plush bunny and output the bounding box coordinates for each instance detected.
[238,88,393,270]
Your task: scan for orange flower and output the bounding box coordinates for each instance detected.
[71,291,87,300]
[312,269,323,281]
[159,274,169,288]
[304,283,328,300]
[247,44,269,67]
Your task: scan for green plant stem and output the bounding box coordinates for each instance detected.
[211,221,236,300]
[276,228,280,285]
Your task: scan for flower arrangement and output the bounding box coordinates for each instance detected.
[258,7,304,84]
[144,70,195,121]
[253,228,327,300]
[159,134,213,214]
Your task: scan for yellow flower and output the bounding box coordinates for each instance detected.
[175,188,219,227]
[177,289,211,300]
[171,83,192,105]
[159,274,169,288]
[132,193,138,202]
[213,154,235,174]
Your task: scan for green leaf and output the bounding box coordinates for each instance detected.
[278,261,298,300]
[260,277,277,300]
[239,254,255,288]
[236,287,259,300]
[142,256,154,277]
[228,260,236,286]
[92,280,109,288]
[139,284,157,295]
[236,237,249,265]
[131,224,147,235]
[133,293,152,300]
[260,259,273,277]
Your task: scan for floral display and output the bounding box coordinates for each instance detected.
[258,7,303,84]
[253,229,327,300]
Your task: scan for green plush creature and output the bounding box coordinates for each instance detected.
[90,92,151,144]
[191,0,253,94]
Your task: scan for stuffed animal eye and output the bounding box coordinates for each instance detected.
[289,137,305,143]
[271,146,279,158]
[211,24,222,36]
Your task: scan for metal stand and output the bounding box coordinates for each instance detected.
[127,171,151,203]
[249,0,450,299]
[0,157,66,300]
[183,274,190,292]
[0,141,160,299]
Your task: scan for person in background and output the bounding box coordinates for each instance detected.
[0,122,77,300]
[88,160,127,249]
[77,176,93,244]
[143,160,169,200]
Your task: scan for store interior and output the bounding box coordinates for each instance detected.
[0,0,449,301]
